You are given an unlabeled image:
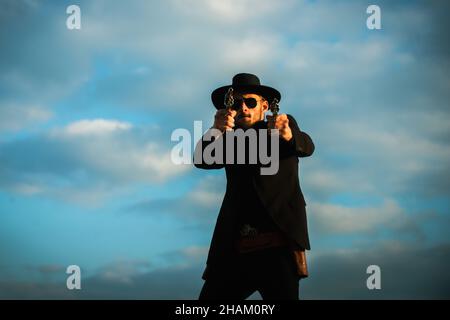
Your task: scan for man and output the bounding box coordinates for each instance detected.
[194,73,315,300]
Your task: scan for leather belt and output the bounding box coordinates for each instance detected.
[235,229,309,278]
[236,231,290,253]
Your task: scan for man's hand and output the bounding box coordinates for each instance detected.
[213,109,237,132]
[267,114,293,141]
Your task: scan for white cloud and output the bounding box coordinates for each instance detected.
[97,260,152,285]
[2,243,450,299]
[283,40,394,90]
[186,175,226,209]
[9,183,44,195]
[311,198,405,234]
[305,167,351,195]
[181,246,208,261]
[304,108,450,200]
[0,104,52,132]
[62,119,132,136]
[126,174,225,222]
[0,119,191,205]
[188,176,224,207]
[54,120,189,185]
[173,0,292,24]
[189,189,223,207]
[219,35,282,69]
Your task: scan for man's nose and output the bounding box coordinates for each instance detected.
[236,102,249,112]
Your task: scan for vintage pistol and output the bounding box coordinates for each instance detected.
[224,87,234,110]
[268,98,280,134]
[269,98,280,116]
[223,87,235,131]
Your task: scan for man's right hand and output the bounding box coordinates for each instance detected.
[212,109,237,132]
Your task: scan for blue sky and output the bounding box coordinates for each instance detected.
[0,0,449,299]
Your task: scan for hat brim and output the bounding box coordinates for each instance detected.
[211,85,281,110]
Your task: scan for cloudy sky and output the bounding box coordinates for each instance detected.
[0,0,449,299]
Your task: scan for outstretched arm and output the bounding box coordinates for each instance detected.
[287,114,315,158]
[267,113,315,158]
[194,108,237,169]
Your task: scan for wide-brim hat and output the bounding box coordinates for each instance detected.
[211,73,281,109]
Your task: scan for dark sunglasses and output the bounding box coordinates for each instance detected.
[232,97,262,110]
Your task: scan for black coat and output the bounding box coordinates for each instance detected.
[194,114,315,278]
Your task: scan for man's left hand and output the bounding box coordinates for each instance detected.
[267,114,293,141]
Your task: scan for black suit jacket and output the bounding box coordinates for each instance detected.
[194,114,315,279]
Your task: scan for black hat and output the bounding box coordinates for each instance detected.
[211,73,281,109]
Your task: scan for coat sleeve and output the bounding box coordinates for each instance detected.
[285,114,315,158]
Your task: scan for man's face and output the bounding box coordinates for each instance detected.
[234,93,269,129]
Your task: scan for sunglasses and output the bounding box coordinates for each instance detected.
[232,97,263,110]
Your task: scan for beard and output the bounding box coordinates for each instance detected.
[235,115,252,129]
